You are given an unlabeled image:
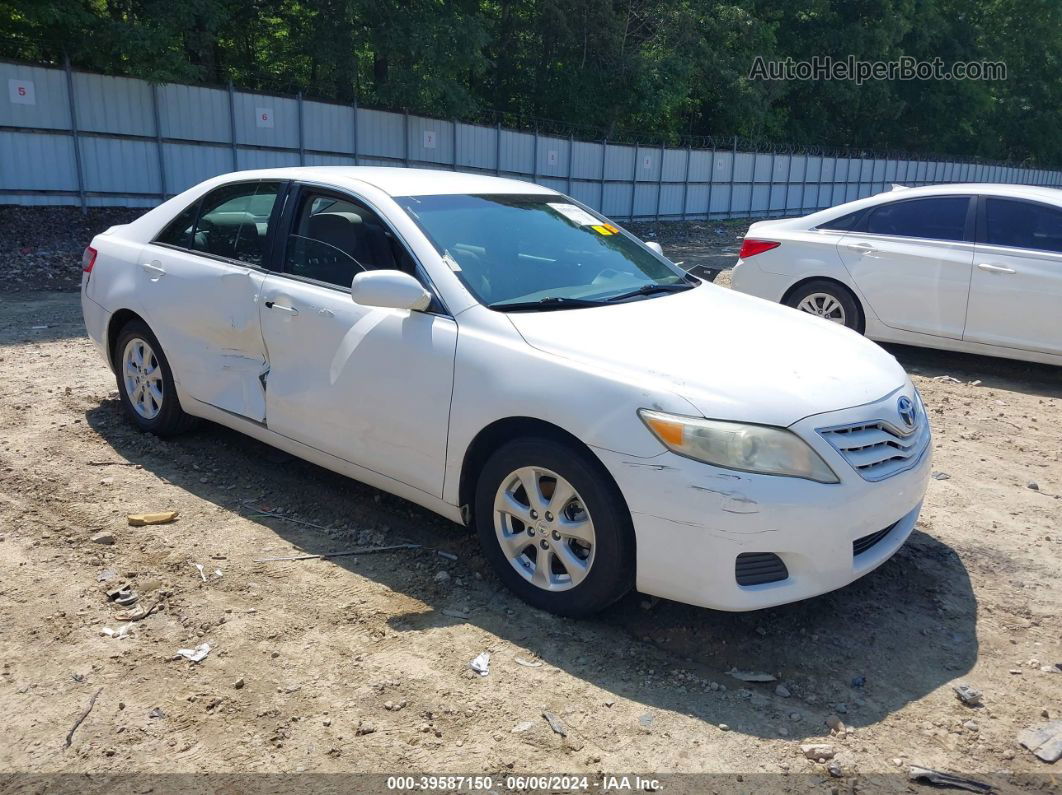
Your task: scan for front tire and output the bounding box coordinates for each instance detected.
[113,320,195,436]
[474,437,635,617]
[784,279,865,333]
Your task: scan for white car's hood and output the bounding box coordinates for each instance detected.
[506,284,909,427]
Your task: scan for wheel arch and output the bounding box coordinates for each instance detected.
[457,416,632,531]
[781,276,866,331]
[106,309,149,371]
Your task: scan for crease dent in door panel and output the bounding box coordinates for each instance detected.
[198,269,269,421]
[329,307,392,385]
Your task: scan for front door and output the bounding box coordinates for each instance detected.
[963,196,1062,355]
[837,195,974,339]
[138,180,284,421]
[258,186,457,497]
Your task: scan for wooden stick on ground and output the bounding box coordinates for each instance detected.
[64,687,103,749]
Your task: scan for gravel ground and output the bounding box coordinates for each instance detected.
[1,207,1060,789]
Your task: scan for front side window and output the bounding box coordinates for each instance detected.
[396,194,691,309]
[864,197,970,242]
[190,181,281,266]
[984,198,1062,253]
[283,193,411,288]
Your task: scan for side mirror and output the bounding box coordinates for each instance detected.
[351,270,432,311]
[644,241,664,256]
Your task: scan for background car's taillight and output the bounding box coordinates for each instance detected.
[738,239,780,258]
[82,246,98,273]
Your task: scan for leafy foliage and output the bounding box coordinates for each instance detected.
[2,0,1057,164]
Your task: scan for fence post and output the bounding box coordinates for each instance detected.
[297,91,305,166]
[729,136,737,218]
[63,56,87,213]
[782,150,792,217]
[495,122,501,175]
[404,111,410,167]
[567,134,574,196]
[352,98,359,165]
[747,147,756,218]
[150,83,167,201]
[452,119,458,171]
[680,144,691,221]
[706,145,715,220]
[227,81,238,170]
[654,140,665,221]
[766,148,776,216]
[532,125,539,184]
[599,139,607,212]
[799,152,809,213]
[629,145,639,220]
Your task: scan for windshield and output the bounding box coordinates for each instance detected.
[396,194,693,309]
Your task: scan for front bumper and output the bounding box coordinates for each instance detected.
[595,396,932,611]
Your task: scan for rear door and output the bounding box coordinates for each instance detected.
[139,180,285,421]
[963,196,1062,355]
[837,195,974,339]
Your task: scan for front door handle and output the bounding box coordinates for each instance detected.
[264,301,299,315]
[977,262,1016,274]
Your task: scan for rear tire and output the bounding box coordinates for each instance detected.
[784,279,865,333]
[474,437,635,617]
[113,319,196,436]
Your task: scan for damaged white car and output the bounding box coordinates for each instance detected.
[81,167,931,616]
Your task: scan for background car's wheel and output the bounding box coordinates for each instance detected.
[784,279,865,333]
[113,319,195,436]
[474,437,635,617]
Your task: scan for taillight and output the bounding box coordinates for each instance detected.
[738,239,780,259]
[82,246,98,273]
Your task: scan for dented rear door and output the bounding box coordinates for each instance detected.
[137,180,285,422]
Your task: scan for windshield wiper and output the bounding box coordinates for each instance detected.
[489,296,609,312]
[605,282,694,302]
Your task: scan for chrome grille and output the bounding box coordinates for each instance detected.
[819,416,929,482]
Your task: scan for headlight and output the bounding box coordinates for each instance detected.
[638,409,839,483]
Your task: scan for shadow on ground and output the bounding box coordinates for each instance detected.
[888,343,1062,400]
[85,396,978,741]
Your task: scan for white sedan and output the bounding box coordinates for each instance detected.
[81,167,930,616]
[731,183,1062,365]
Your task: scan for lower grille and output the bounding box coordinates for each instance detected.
[853,521,899,557]
[735,552,789,586]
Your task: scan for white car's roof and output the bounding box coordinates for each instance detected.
[882,183,1061,202]
[218,166,559,198]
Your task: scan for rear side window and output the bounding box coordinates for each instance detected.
[284,192,410,287]
[155,204,198,248]
[984,198,1062,253]
[864,197,970,242]
[817,209,864,231]
[191,181,281,266]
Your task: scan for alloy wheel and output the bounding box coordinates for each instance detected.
[493,466,595,591]
[122,337,164,419]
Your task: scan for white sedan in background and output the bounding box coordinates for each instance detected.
[731,184,1062,366]
[82,167,930,616]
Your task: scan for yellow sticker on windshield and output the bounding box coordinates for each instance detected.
[591,225,614,235]
[603,223,619,234]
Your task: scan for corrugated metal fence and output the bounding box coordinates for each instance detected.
[2,59,1060,219]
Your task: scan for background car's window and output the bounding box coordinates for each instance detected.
[985,198,1062,253]
[284,193,409,287]
[396,194,686,307]
[190,181,280,266]
[864,197,970,241]
[817,209,864,231]
[155,203,198,248]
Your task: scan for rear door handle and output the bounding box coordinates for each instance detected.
[141,262,165,276]
[977,263,1016,274]
[264,301,299,315]
[847,242,878,256]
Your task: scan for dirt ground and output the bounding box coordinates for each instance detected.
[0,215,1060,791]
